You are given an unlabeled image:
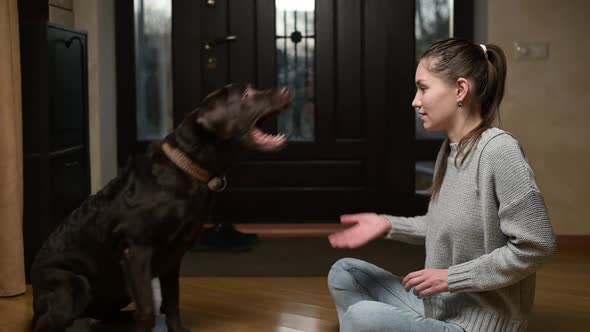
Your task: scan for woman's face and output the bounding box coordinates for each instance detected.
[412,58,459,132]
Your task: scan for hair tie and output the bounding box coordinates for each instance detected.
[480,44,488,59]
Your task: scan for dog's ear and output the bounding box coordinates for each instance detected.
[201,88,225,109]
[195,85,244,139]
[196,106,224,134]
[195,106,237,140]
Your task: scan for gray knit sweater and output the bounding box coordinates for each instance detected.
[383,127,556,332]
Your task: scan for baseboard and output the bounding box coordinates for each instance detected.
[235,223,346,238]
[203,223,347,238]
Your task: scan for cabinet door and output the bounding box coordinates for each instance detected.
[47,25,88,152]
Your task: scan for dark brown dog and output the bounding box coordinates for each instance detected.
[30,83,290,332]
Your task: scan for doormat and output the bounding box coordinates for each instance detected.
[180,238,425,277]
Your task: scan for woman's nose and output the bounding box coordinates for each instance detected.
[411,94,421,109]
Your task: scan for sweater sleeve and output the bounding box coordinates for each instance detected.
[381,214,427,245]
[448,137,557,293]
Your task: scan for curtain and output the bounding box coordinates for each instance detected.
[0,0,26,296]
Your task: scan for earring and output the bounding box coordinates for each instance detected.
[457,101,463,108]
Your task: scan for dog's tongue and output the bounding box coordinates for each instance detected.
[250,128,287,151]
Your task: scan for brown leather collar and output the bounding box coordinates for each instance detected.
[160,142,227,192]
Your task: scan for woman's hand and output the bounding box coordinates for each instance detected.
[402,269,449,299]
[328,213,392,249]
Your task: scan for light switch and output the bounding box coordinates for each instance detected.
[513,41,550,60]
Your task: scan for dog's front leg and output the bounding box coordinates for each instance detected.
[160,262,189,332]
[121,244,156,332]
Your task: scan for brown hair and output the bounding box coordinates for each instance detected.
[421,38,507,201]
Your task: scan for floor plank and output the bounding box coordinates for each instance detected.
[1,248,588,331]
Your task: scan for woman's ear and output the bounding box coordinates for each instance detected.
[456,77,470,103]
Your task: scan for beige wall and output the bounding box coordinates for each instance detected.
[72,0,118,193]
[48,0,73,27]
[488,0,590,235]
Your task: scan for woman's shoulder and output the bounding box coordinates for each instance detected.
[477,127,524,160]
[477,129,541,201]
[476,128,536,187]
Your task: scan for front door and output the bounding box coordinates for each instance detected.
[173,0,416,224]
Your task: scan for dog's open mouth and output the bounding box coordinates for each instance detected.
[249,127,286,151]
[247,90,291,151]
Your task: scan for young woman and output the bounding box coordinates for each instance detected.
[327,38,556,332]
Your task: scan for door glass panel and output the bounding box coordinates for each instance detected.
[415,0,453,62]
[275,0,315,142]
[415,0,453,141]
[134,0,174,141]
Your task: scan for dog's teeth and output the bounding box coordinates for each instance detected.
[253,130,263,138]
[254,131,287,146]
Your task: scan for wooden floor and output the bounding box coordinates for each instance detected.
[1,247,588,332]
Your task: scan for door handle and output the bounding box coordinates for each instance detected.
[204,35,237,50]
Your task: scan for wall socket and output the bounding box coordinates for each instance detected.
[513,41,550,60]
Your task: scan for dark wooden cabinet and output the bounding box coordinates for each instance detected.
[20,23,90,281]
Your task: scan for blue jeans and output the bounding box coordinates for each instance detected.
[328,258,465,332]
